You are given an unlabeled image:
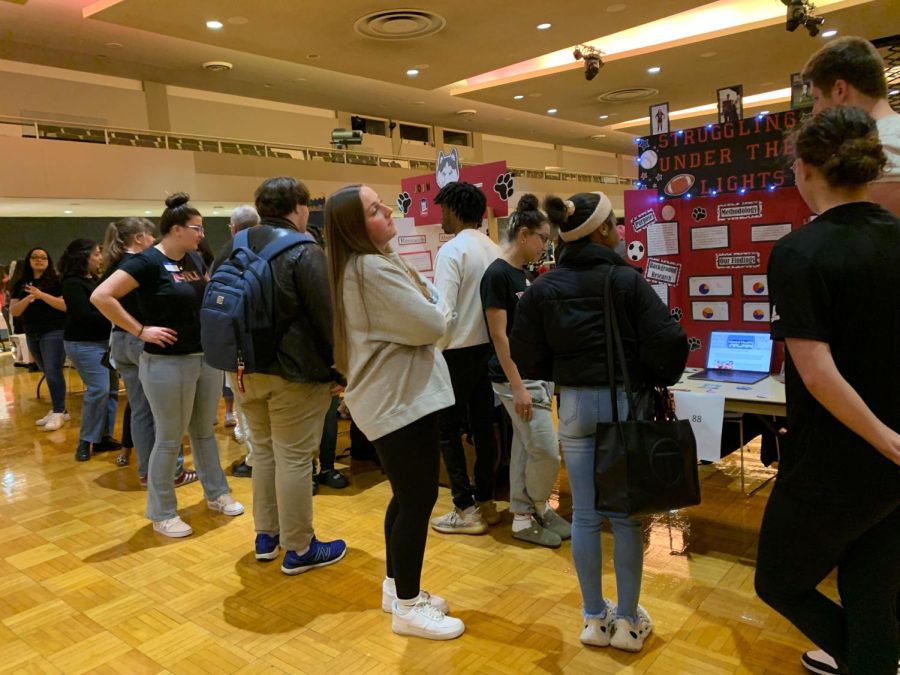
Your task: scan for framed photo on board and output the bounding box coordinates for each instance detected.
[791,72,814,111]
[650,102,670,135]
[717,85,743,124]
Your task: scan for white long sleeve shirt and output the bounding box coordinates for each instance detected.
[433,228,501,351]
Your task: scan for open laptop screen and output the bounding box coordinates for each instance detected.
[706,331,773,373]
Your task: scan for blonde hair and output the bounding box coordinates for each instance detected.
[325,184,430,374]
[103,217,156,269]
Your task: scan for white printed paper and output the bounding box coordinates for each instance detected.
[644,258,682,286]
[398,234,426,246]
[399,250,433,273]
[690,225,729,250]
[692,301,730,321]
[651,283,668,306]
[689,276,733,297]
[742,274,768,296]
[751,223,792,242]
[673,391,725,462]
[646,222,680,257]
[743,302,770,322]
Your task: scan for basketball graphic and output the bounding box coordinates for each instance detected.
[698,283,711,295]
[753,309,765,320]
[702,307,715,319]
[752,281,766,294]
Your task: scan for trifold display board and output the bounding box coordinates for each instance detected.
[623,187,812,368]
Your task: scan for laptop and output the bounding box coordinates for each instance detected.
[688,331,774,384]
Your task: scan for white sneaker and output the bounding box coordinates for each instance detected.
[610,605,654,652]
[42,412,68,431]
[381,579,449,613]
[580,600,617,647]
[430,507,488,535]
[207,494,244,516]
[153,516,193,538]
[391,599,464,641]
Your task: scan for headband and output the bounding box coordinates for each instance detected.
[558,192,613,242]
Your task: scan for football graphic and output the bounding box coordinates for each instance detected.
[664,173,695,196]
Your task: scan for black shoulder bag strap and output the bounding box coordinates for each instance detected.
[604,266,638,422]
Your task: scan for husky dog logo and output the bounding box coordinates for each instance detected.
[436,148,460,188]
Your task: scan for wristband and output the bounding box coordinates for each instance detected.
[137,325,144,337]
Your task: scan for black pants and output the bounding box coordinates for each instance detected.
[373,412,441,601]
[755,484,900,675]
[438,344,498,509]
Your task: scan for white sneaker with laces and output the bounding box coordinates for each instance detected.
[430,507,488,535]
[207,494,244,516]
[36,411,52,426]
[801,649,840,675]
[580,600,617,647]
[153,516,193,538]
[391,599,464,640]
[381,579,449,613]
[42,412,68,432]
[610,605,654,652]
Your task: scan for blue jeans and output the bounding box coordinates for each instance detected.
[64,340,116,443]
[110,331,183,478]
[559,386,644,621]
[27,330,67,412]
[140,353,230,521]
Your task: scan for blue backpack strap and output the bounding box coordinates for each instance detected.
[258,230,316,261]
[233,228,251,250]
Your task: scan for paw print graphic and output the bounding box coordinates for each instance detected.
[691,206,707,222]
[688,337,702,352]
[396,192,412,216]
[670,307,683,322]
[493,172,515,201]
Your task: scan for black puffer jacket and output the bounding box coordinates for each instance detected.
[510,241,687,387]
[215,218,339,384]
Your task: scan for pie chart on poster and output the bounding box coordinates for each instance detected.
[699,283,710,295]
[752,281,766,294]
[702,307,715,319]
[753,309,765,320]
[639,150,658,170]
[661,204,676,220]
[664,173,695,196]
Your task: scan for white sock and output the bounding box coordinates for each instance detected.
[395,594,419,613]
[512,514,533,532]
[384,577,396,593]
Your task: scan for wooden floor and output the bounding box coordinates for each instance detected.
[0,352,823,674]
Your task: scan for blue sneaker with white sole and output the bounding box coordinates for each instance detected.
[255,533,280,561]
[281,536,347,575]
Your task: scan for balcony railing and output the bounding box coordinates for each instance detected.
[0,116,637,186]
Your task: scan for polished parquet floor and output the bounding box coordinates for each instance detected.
[0,353,823,674]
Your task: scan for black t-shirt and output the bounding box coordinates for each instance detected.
[103,254,145,333]
[118,247,207,355]
[61,276,111,341]
[769,202,900,503]
[480,258,529,383]
[10,276,66,336]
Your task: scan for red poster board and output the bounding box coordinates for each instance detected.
[398,161,511,226]
[623,187,813,368]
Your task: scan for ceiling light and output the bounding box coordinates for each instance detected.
[821,29,837,37]
[599,114,609,119]
[537,23,552,30]
[144,211,152,215]
[406,69,419,76]
[206,20,224,30]
[227,16,249,25]
[547,108,558,115]
[759,110,770,115]
[307,54,320,60]
[105,42,123,49]
[647,66,661,74]
[513,94,525,100]
[63,210,73,214]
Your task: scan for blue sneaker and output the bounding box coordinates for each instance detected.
[281,536,347,575]
[255,533,280,561]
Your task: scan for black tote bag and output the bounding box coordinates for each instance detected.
[594,269,701,517]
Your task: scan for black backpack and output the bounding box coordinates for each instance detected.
[201,228,314,385]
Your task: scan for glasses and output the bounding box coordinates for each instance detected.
[29,255,48,261]
[533,232,550,244]
[185,225,205,234]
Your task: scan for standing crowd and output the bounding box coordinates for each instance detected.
[5,36,898,672]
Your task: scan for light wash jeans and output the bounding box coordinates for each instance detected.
[110,331,183,478]
[140,353,230,521]
[492,380,560,515]
[64,340,116,443]
[229,372,331,552]
[559,386,644,621]
[27,329,67,412]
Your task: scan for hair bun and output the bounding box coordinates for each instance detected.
[165,192,191,209]
[515,193,540,212]
[564,200,576,216]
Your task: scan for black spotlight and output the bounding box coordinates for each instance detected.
[805,14,825,36]
[782,0,806,32]
[573,45,603,81]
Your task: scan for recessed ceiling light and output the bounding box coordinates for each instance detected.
[607,3,627,12]
[406,69,419,76]
[537,23,552,30]
[759,110,770,115]
[513,94,525,100]
[307,54,320,60]
[294,77,307,82]
[105,42,123,49]
[590,134,607,139]
[647,66,661,74]
[598,114,609,119]
[227,16,249,25]
[700,51,717,58]
[63,210,73,214]
[264,83,274,88]
[547,108,558,115]
[144,210,152,215]
[206,20,224,30]
[413,64,430,70]
[821,29,838,37]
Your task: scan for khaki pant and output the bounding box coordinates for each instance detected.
[229,372,331,551]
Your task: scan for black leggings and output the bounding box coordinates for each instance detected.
[373,411,441,601]
[755,484,900,675]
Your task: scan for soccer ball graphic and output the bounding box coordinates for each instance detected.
[627,241,646,262]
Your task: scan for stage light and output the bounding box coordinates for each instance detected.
[781,0,825,36]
